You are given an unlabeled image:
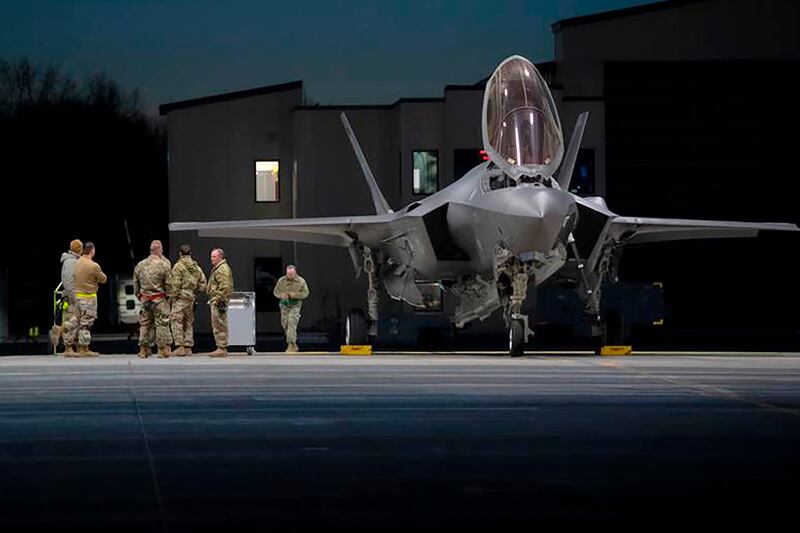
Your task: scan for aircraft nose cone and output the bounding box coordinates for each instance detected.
[504,186,573,253]
[533,187,571,227]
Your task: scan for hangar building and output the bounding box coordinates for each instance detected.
[161,0,800,343]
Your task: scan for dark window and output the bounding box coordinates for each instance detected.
[412,150,438,194]
[254,258,283,312]
[453,149,487,180]
[569,148,595,196]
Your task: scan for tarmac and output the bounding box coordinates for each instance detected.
[0,351,799,531]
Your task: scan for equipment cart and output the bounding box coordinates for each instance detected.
[227,291,256,355]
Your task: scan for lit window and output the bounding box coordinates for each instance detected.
[255,160,280,202]
[412,151,438,195]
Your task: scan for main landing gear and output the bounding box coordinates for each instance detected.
[344,246,379,346]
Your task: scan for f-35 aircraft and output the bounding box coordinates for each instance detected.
[171,55,799,355]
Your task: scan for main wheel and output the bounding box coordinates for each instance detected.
[344,308,368,345]
[509,319,525,357]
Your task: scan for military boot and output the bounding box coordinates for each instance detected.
[79,346,99,357]
[209,348,228,358]
[63,344,77,357]
[291,342,300,353]
[285,342,298,353]
[138,345,151,358]
[157,346,171,358]
[171,346,186,357]
[183,347,192,356]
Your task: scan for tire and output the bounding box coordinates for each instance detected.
[509,319,525,357]
[344,308,368,346]
[604,309,624,346]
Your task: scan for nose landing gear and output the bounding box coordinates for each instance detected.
[495,245,534,357]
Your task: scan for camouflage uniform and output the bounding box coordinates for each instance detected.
[63,256,107,348]
[273,275,310,345]
[207,259,234,349]
[58,250,80,344]
[134,255,173,349]
[169,255,206,348]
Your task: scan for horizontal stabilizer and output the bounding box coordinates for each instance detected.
[169,213,395,248]
[609,216,800,245]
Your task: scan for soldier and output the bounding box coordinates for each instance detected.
[134,240,173,358]
[169,244,206,356]
[62,242,107,357]
[207,248,233,357]
[52,239,82,355]
[273,264,309,353]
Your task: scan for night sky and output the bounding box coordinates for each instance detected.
[0,0,660,114]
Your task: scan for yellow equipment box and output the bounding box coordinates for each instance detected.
[340,345,372,355]
[600,346,633,356]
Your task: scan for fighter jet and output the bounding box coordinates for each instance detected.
[170,55,799,355]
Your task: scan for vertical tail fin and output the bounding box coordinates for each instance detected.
[340,112,393,215]
[557,111,589,191]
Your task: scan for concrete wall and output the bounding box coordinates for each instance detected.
[167,88,302,333]
[443,89,484,183]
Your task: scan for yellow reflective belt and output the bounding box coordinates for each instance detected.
[75,292,97,299]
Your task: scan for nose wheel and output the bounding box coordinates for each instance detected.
[494,245,534,357]
[509,318,526,357]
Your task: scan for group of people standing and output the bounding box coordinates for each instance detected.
[132,240,233,358]
[55,239,309,356]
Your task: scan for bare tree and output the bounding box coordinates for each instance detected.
[0,57,77,114]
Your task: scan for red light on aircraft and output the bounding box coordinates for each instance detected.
[479,149,489,161]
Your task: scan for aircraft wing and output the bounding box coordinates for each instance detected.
[608,216,800,245]
[169,214,397,247]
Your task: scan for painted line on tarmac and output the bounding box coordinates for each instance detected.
[126,360,168,533]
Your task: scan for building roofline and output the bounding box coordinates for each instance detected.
[161,59,553,115]
[551,0,713,32]
[296,97,445,111]
[159,80,303,115]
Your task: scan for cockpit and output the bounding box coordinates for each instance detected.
[481,56,564,184]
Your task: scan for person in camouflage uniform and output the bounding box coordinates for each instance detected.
[63,242,107,357]
[169,244,206,356]
[134,240,173,358]
[52,238,82,355]
[273,264,309,353]
[207,248,234,357]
